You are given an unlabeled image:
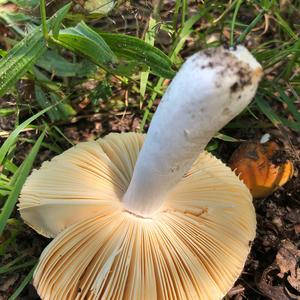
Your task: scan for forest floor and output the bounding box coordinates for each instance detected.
[1,1,300,299]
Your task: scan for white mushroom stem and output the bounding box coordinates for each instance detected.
[123,45,263,217]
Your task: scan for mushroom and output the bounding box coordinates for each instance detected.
[19,45,262,300]
[229,136,294,198]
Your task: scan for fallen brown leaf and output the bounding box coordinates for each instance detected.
[276,240,300,278]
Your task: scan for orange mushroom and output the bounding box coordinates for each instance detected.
[229,137,293,198]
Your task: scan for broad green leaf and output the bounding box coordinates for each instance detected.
[33,67,62,92]
[0,130,46,235]
[0,28,45,97]
[0,4,70,97]
[36,50,96,77]
[0,11,31,23]
[35,85,76,122]
[8,0,39,7]
[206,140,219,152]
[0,10,31,36]
[56,21,116,66]
[84,0,115,15]
[100,32,175,78]
[55,22,174,78]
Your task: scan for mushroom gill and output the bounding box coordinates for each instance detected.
[19,45,262,300]
[20,132,255,300]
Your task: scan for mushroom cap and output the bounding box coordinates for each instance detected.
[229,139,294,198]
[19,133,256,300]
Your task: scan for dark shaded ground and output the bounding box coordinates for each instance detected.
[236,187,300,299]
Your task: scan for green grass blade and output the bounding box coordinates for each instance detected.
[214,133,242,142]
[53,125,75,146]
[139,8,209,130]
[0,108,16,117]
[0,259,36,274]
[140,16,156,99]
[8,264,37,300]
[3,160,18,174]
[172,0,181,30]
[256,96,300,132]
[0,106,52,165]
[40,0,48,40]
[34,85,58,122]
[170,8,210,62]
[274,11,297,40]
[0,255,26,272]
[236,10,265,44]
[230,0,243,46]
[0,130,46,235]
[139,77,164,132]
[256,96,283,127]
[277,88,300,123]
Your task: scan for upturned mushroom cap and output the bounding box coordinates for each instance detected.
[20,132,255,300]
[19,45,262,299]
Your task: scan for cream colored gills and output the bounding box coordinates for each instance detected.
[123,45,263,217]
